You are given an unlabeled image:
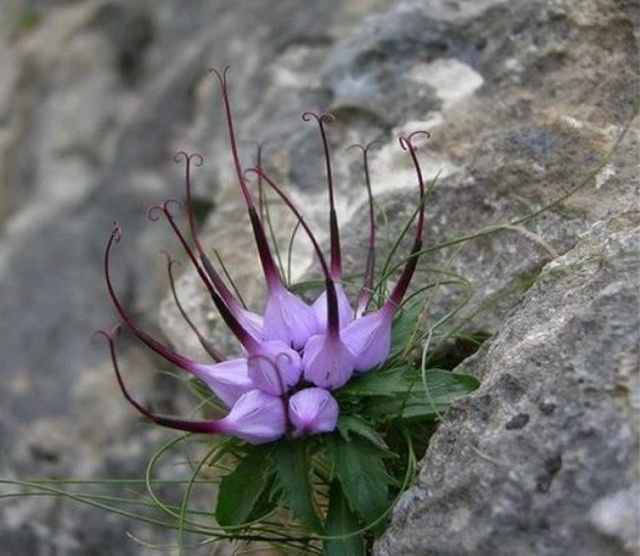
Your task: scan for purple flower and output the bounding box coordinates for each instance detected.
[263,286,319,349]
[98,68,429,445]
[216,389,286,444]
[95,326,286,444]
[288,388,339,437]
[341,309,394,373]
[191,358,254,407]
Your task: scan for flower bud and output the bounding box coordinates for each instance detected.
[191,358,254,408]
[288,387,339,437]
[217,389,286,444]
[341,309,393,372]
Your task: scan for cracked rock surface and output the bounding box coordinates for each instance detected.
[374,212,640,556]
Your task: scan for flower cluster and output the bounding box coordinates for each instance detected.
[98,68,428,445]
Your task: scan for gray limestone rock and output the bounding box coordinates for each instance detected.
[374,212,640,556]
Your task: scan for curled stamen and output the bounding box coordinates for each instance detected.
[173,151,204,253]
[208,65,231,82]
[110,221,122,242]
[104,224,210,373]
[398,130,431,151]
[173,150,204,167]
[383,130,430,311]
[301,111,335,125]
[245,167,341,337]
[148,201,214,292]
[347,139,381,316]
[302,110,342,280]
[173,152,204,248]
[172,151,245,312]
[346,139,382,156]
[162,250,226,362]
[341,131,431,371]
[147,204,261,349]
[95,327,219,434]
[91,324,121,344]
[209,66,283,292]
[147,199,183,222]
[208,66,254,208]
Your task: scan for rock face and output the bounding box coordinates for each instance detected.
[0,0,637,555]
[374,213,640,556]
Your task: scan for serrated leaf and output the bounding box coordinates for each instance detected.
[215,445,273,528]
[273,440,324,533]
[327,435,389,528]
[247,472,280,522]
[365,370,480,420]
[337,415,389,452]
[324,480,364,556]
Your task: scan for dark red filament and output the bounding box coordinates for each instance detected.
[302,110,342,280]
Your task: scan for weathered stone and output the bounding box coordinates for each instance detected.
[374,212,640,556]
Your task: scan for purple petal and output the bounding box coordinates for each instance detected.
[191,358,254,408]
[303,333,355,390]
[236,306,264,340]
[263,287,318,349]
[247,340,302,396]
[312,282,353,332]
[217,389,286,444]
[289,387,339,437]
[341,309,393,372]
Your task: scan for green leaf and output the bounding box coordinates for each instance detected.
[215,445,273,528]
[366,370,480,420]
[337,415,389,452]
[337,366,414,398]
[327,435,389,527]
[246,472,280,523]
[273,440,324,533]
[324,480,364,556]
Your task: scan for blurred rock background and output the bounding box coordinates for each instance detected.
[0,0,637,555]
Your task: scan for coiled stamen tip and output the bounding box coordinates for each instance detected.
[91,324,122,344]
[160,249,181,271]
[208,65,231,86]
[173,151,204,167]
[147,205,163,222]
[147,199,183,221]
[164,198,182,214]
[346,138,382,154]
[301,110,335,125]
[110,222,122,242]
[253,139,267,151]
[399,130,431,151]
